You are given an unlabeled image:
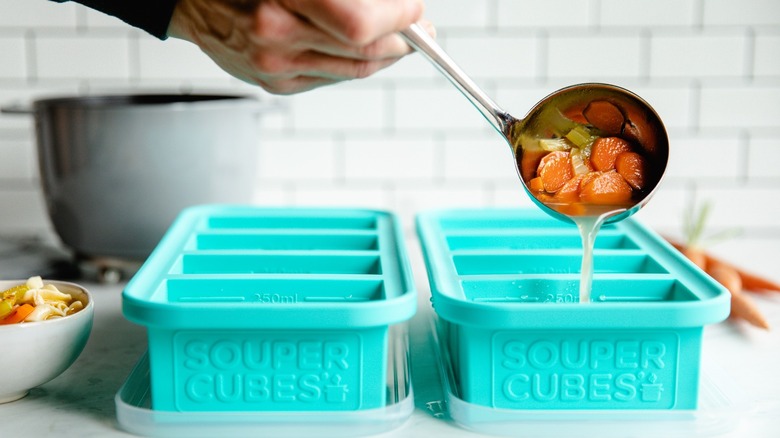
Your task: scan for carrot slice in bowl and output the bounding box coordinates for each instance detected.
[583,100,625,136]
[580,170,633,205]
[553,174,584,203]
[590,137,633,172]
[615,151,647,191]
[0,304,35,325]
[537,151,573,192]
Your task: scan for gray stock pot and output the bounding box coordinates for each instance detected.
[4,94,268,262]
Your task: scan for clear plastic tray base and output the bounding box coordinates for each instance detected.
[117,358,412,438]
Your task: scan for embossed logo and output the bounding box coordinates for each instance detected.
[493,332,678,408]
[173,332,360,410]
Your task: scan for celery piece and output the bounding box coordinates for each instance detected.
[570,148,590,176]
[0,300,13,319]
[2,284,28,303]
[580,141,593,160]
[565,125,594,148]
[538,138,572,152]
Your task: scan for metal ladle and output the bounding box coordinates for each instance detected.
[400,24,668,224]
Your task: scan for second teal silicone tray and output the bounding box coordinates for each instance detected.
[416,209,730,411]
[122,206,416,413]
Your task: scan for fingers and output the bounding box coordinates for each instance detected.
[283,0,424,46]
[253,1,420,61]
[169,0,429,94]
[248,51,401,93]
[254,75,342,95]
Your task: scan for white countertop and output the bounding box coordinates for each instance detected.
[1,237,778,438]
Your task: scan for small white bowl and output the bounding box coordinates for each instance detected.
[0,279,94,403]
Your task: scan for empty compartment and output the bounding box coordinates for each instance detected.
[166,278,385,303]
[461,276,689,304]
[462,278,580,303]
[180,253,381,275]
[592,278,698,303]
[446,231,638,251]
[195,232,378,250]
[453,252,668,275]
[207,215,377,230]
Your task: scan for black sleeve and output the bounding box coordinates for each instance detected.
[51,0,180,40]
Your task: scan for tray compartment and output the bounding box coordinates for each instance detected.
[446,230,638,251]
[178,253,382,275]
[195,232,379,250]
[452,252,667,275]
[461,277,687,304]
[166,278,386,303]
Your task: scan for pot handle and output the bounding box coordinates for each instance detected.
[0,102,33,115]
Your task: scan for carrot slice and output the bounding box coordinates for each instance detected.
[579,170,633,205]
[528,177,545,192]
[553,174,583,203]
[578,171,600,190]
[555,203,587,216]
[590,137,633,172]
[537,151,573,192]
[0,303,35,325]
[583,100,625,136]
[562,104,589,125]
[520,150,547,182]
[623,115,659,157]
[615,151,647,191]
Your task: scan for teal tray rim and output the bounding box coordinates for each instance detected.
[123,205,417,329]
[415,208,730,329]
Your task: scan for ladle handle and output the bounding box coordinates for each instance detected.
[400,23,512,134]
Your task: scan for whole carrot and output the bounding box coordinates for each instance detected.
[707,262,770,330]
[666,238,771,330]
[679,245,707,271]
[731,268,780,294]
[667,238,780,294]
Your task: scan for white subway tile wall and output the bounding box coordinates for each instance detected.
[1,0,779,245]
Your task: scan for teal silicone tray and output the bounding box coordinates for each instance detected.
[416,208,730,411]
[122,206,416,414]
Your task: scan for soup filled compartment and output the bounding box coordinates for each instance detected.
[117,206,416,437]
[417,209,739,435]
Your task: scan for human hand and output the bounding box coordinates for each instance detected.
[167,0,430,94]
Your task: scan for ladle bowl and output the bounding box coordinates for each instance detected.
[401,24,668,224]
